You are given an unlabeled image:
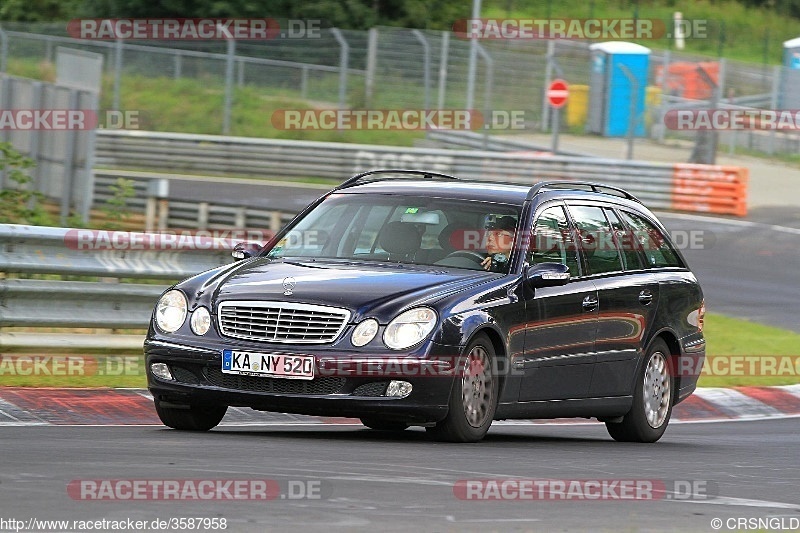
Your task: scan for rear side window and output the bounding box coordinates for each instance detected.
[528,205,581,276]
[567,205,624,275]
[619,211,683,268]
[605,208,644,271]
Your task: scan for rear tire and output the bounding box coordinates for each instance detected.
[359,418,409,431]
[154,400,227,431]
[427,334,498,443]
[606,339,673,443]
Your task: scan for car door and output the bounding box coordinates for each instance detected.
[518,203,598,402]
[566,203,660,398]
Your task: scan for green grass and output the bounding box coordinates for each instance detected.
[111,75,425,146]
[485,0,797,65]
[2,313,798,388]
[0,355,146,388]
[699,313,800,387]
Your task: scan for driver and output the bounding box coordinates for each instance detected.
[481,216,516,272]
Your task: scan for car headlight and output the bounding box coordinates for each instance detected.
[352,318,379,347]
[155,290,187,333]
[190,306,211,335]
[383,307,437,350]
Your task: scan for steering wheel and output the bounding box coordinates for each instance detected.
[443,250,487,264]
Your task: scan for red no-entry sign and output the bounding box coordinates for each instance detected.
[547,79,569,108]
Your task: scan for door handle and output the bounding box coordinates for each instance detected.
[638,290,654,305]
[582,295,598,311]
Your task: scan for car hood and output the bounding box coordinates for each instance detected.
[205,258,492,322]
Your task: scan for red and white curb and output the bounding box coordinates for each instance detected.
[0,386,799,426]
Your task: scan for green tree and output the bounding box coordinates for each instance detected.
[0,142,51,225]
[0,0,81,21]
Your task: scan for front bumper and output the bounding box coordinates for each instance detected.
[144,338,457,424]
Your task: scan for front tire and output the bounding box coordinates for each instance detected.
[606,339,673,443]
[154,400,227,431]
[427,334,498,443]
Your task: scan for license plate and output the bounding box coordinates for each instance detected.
[222,350,314,380]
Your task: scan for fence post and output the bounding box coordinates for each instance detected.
[29,82,43,193]
[541,40,555,132]
[0,76,10,190]
[411,30,431,110]
[146,179,169,232]
[656,50,671,142]
[365,28,377,107]
[300,66,309,99]
[198,202,210,230]
[767,65,781,156]
[45,38,53,63]
[269,211,282,233]
[466,0,482,111]
[437,31,450,109]
[223,37,235,135]
[235,207,246,228]
[475,43,493,149]
[0,25,8,73]
[174,51,182,79]
[330,28,349,109]
[113,39,123,112]
[617,64,639,160]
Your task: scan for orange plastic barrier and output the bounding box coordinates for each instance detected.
[656,62,720,100]
[671,164,748,217]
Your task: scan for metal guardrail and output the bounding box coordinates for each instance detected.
[0,224,230,331]
[0,224,230,279]
[424,130,590,157]
[96,129,748,216]
[93,170,299,231]
[1,279,164,328]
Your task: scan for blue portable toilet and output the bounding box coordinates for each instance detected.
[587,42,651,137]
[780,37,800,108]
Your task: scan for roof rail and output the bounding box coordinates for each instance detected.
[336,169,461,190]
[526,180,642,203]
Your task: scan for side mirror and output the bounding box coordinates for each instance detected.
[232,242,262,261]
[525,262,570,288]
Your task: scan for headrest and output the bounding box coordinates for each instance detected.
[380,221,422,256]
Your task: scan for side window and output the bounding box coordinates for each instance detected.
[528,205,581,277]
[605,208,644,271]
[619,211,683,268]
[567,205,624,275]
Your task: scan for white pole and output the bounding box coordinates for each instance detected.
[465,0,482,111]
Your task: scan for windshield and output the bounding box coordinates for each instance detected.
[266,193,521,272]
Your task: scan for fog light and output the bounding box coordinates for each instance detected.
[386,380,413,398]
[150,363,174,381]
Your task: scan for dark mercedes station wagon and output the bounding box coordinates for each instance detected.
[145,170,705,442]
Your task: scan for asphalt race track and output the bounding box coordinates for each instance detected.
[1,419,799,531]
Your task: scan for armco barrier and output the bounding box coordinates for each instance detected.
[95,130,749,216]
[0,224,231,334]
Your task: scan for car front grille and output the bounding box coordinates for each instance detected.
[204,368,345,395]
[217,301,350,344]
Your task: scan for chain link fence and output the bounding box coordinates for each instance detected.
[0,23,798,157]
